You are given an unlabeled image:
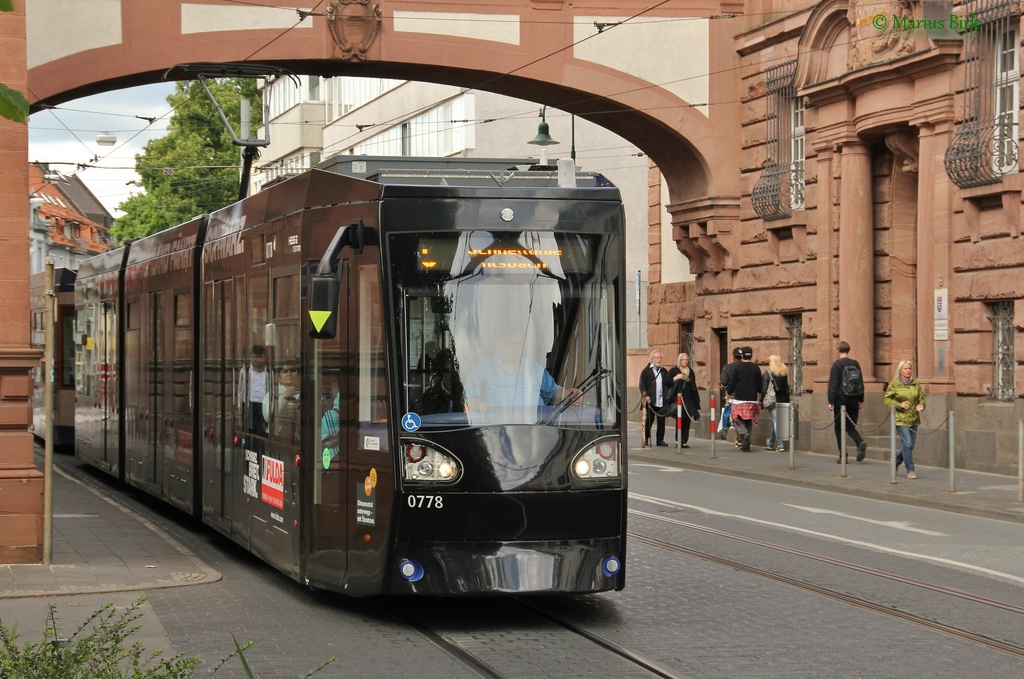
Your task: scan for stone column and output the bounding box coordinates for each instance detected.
[915,122,955,386]
[838,142,875,373]
[812,141,836,389]
[0,3,42,564]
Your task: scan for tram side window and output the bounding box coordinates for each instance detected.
[267,275,300,445]
[60,310,75,388]
[358,264,387,424]
[173,293,191,414]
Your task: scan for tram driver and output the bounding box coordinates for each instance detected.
[463,333,581,423]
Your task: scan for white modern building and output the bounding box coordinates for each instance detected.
[254,76,655,348]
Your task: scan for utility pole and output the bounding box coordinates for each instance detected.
[43,258,54,565]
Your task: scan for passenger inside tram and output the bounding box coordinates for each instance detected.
[416,349,465,415]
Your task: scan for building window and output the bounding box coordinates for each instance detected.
[679,322,695,365]
[989,301,1015,400]
[790,96,806,211]
[944,1,1020,187]
[993,25,1019,175]
[785,314,803,395]
[752,60,803,220]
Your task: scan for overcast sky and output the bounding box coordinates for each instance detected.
[28,82,176,218]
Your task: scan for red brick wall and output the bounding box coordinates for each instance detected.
[0,1,43,565]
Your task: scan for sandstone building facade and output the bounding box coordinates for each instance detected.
[649,0,1023,473]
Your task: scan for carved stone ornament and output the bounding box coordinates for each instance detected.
[327,0,383,61]
[884,130,920,173]
[846,0,916,71]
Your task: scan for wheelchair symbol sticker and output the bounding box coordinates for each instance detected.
[402,412,421,432]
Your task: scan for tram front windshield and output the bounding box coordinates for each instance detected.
[390,230,620,429]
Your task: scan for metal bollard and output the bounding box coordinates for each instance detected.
[788,403,795,470]
[948,410,956,493]
[1018,419,1023,504]
[840,405,847,477]
[890,405,897,485]
[677,395,682,452]
[709,394,717,459]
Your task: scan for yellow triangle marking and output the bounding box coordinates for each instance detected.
[309,310,332,333]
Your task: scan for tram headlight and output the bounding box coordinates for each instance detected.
[571,438,620,482]
[402,440,461,484]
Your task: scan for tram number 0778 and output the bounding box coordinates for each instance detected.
[407,494,444,509]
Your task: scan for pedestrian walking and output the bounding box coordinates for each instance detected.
[762,354,790,452]
[828,340,867,463]
[668,352,701,448]
[718,347,743,441]
[883,360,926,479]
[726,346,762,452]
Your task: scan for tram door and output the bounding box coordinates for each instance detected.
[202,278,237,535]
[306,247,390,590]
[79,296,121,476]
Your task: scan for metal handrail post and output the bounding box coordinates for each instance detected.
[840,405,848,477]
[1018,418,1023,504]
[948,410,956,493]
[710,395,717,459]
[890,405,897,484]
[788,402,795,470]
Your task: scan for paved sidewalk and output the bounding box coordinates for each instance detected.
[0,461,220,602]
[628,422,1024,525]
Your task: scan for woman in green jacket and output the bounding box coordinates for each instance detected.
[883,360,926,479]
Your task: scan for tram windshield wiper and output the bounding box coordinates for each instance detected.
[537,367,612,425]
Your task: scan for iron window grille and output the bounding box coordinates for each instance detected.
[752,60,804,220]
[989,300,1016,400]
[785,314,803,395]
[944,0,1021,188]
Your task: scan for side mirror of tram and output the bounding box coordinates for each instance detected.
[308,274,340,340]
[308,219,364,341]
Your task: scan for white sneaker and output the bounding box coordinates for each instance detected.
[906,471,917,479]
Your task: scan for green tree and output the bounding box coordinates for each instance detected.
[111,78,261,243]
[0,0,30,124]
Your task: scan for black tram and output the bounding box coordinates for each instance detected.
[75,161,627,596]
[30,267,77,451]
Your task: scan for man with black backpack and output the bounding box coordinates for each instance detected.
[828,340,867,463]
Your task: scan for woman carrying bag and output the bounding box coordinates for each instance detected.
[762,355,790,452]
[668,353,701,448]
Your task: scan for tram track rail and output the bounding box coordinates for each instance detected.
[630,509,1024,659]
[378,597,688,679]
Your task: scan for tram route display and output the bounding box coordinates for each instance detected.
[73,158,628,596]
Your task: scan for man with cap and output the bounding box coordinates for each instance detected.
[726,346,763,452]
[718,347,743,442]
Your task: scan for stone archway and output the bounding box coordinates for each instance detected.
[8,0,744,561]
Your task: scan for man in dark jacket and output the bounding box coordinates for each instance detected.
[718,347,743,441]
[726,347,762,452]
[639,350,673,446]
[828,340,867,462]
